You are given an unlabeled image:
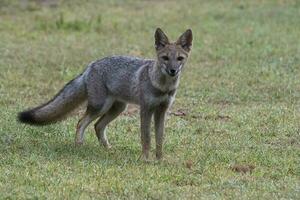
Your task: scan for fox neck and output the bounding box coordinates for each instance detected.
[149,61,180,93]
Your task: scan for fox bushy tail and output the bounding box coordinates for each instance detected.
[18,75,87,125]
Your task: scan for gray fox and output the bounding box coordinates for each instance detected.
[18,28,193,160]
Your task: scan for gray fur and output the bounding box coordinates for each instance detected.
[18,28,193,160]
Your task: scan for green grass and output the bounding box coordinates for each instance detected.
[1,0,300,199]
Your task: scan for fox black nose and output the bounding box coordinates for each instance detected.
[170,69,176,74]
[168,69,177,76]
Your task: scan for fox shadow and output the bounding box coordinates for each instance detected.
[40,139,142,165]
[3,126,143,166]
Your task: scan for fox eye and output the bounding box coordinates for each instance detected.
[161,56,169,61]
[177,56,184,61]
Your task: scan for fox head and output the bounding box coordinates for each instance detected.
[155,28,193,77]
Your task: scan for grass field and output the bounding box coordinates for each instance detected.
[0,0,300,199]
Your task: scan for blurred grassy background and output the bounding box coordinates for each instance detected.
[0,0,299,199]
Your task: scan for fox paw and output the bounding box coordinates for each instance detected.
[75,141,83,147]
[138,153,151,163]
[104,144,112,149]
[101,142,112,149]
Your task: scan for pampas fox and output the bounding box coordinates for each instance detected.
[18,28,193,160]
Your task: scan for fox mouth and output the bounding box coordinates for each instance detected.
[161,64,181,77]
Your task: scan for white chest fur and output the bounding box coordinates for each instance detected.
[148,90,176,107]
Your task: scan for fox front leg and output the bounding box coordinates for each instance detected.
[140,106,154,161]
[154,105,168,160]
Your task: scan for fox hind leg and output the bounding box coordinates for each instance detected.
[75,78,115,146]
[94,101,127,148]
[75,111,99,146]
[75,98,114,146]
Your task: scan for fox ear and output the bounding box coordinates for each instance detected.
[176,29,193,52]
[155,28,170,50]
